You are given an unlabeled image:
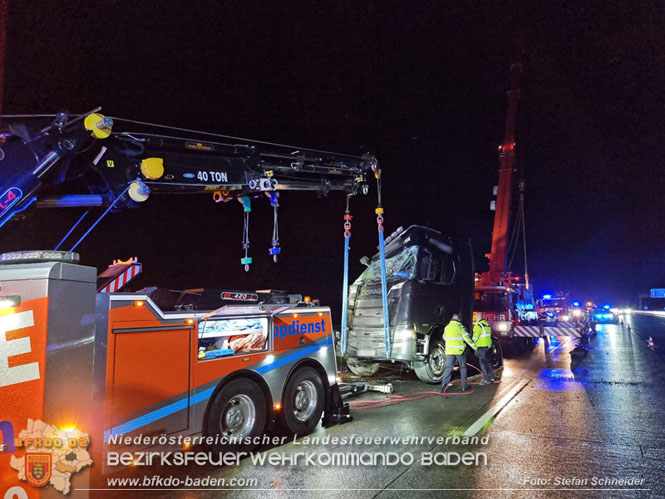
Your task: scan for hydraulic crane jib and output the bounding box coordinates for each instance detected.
[0,111,376,227]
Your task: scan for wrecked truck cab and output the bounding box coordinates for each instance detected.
[343,225,476,383]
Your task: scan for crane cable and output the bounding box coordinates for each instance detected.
[520,189,530,289]
[506,193,527,274]
[505,201,523,271]
[340,195,353,356]
[268,191,280,262]
[239,196,252,271]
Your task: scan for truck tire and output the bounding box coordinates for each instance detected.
[489,341,503,369]
[414,339,446,383]
[347,357,380,377]
[280,367,325,435]
[205,378,267,453]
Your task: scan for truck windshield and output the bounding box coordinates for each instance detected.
[475,291,509,312]
[357,245,418,284]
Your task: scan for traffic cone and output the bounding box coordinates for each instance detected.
[648,336,655,351]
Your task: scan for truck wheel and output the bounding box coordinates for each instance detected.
[414,339,446,383]
[347,357,380,377]
[489,341,503,369]
[205,379,266,453]
[281,367,325,435]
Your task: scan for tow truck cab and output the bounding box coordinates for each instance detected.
[344,225,496,383]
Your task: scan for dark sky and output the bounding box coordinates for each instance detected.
[3,1,665,311]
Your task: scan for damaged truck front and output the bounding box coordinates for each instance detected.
[343,225,487,383]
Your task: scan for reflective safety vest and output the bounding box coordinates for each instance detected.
[473,319,492,348]
[443,319,474,355]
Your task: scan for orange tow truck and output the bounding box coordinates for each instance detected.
[0,111,375,497]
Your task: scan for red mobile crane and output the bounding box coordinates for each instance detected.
[475,63,583,351]
[473,62,540,352]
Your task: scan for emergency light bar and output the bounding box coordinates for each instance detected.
[0,250,79,264]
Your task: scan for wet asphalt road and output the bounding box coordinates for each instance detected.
[100,315,665,499]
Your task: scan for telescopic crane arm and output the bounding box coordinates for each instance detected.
[481,62,522,286]
[0,111,375,227]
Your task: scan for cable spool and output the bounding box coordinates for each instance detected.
[128,180,150,202]
[84,113,113,139]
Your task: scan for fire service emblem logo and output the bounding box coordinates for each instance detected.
[26,452,52,487]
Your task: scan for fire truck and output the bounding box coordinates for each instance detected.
[0,111,375,496]
[536,293,572,325]
[473,63,580,353]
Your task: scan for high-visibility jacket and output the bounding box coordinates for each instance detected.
[472,319,493,348]
[443,319,475,355]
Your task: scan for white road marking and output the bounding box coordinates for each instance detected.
[463,378,531,437]
[462,336,572,437]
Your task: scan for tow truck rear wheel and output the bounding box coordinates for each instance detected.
[414,339,446,384]
[347,357,380,377]
[281,367,325,435]
[205,378,267,453]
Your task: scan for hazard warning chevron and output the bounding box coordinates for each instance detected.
[99,263,142,293]
[513,325,582,338]
[513,325,541,337]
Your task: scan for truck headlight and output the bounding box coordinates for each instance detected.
[394,327,415,340]
[494,321,511,332]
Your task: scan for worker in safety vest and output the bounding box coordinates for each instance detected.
[473,312,495,385]
[440,313,476,393]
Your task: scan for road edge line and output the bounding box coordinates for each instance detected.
[462,378,531,437]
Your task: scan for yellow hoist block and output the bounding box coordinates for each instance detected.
[140,157,165,180]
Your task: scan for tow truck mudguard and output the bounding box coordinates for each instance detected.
[322,384,353,427]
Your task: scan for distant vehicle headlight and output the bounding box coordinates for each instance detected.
[572,309,583,317]
[561,315,570,321]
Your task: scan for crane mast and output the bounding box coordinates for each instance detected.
[481,62,522,286]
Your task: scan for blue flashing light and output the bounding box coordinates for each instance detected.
[603,304,611,310]
[572,301,580,307]
[543,294,552,300]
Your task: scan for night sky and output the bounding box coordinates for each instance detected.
[3,1,665,313]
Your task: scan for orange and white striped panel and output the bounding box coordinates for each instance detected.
[100,264,142,293]
[513,325,541,337]
[540,326,582,337]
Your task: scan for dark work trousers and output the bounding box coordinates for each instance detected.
[440,352,468,391]
[476,346,494,382]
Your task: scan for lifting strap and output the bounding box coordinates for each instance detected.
[374,165,391,357]
[340,195,352,356]
[239,196,252,271]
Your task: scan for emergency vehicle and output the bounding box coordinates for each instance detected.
[0,111,373,496]
[536,293,571,325]
[473,63,581,351]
